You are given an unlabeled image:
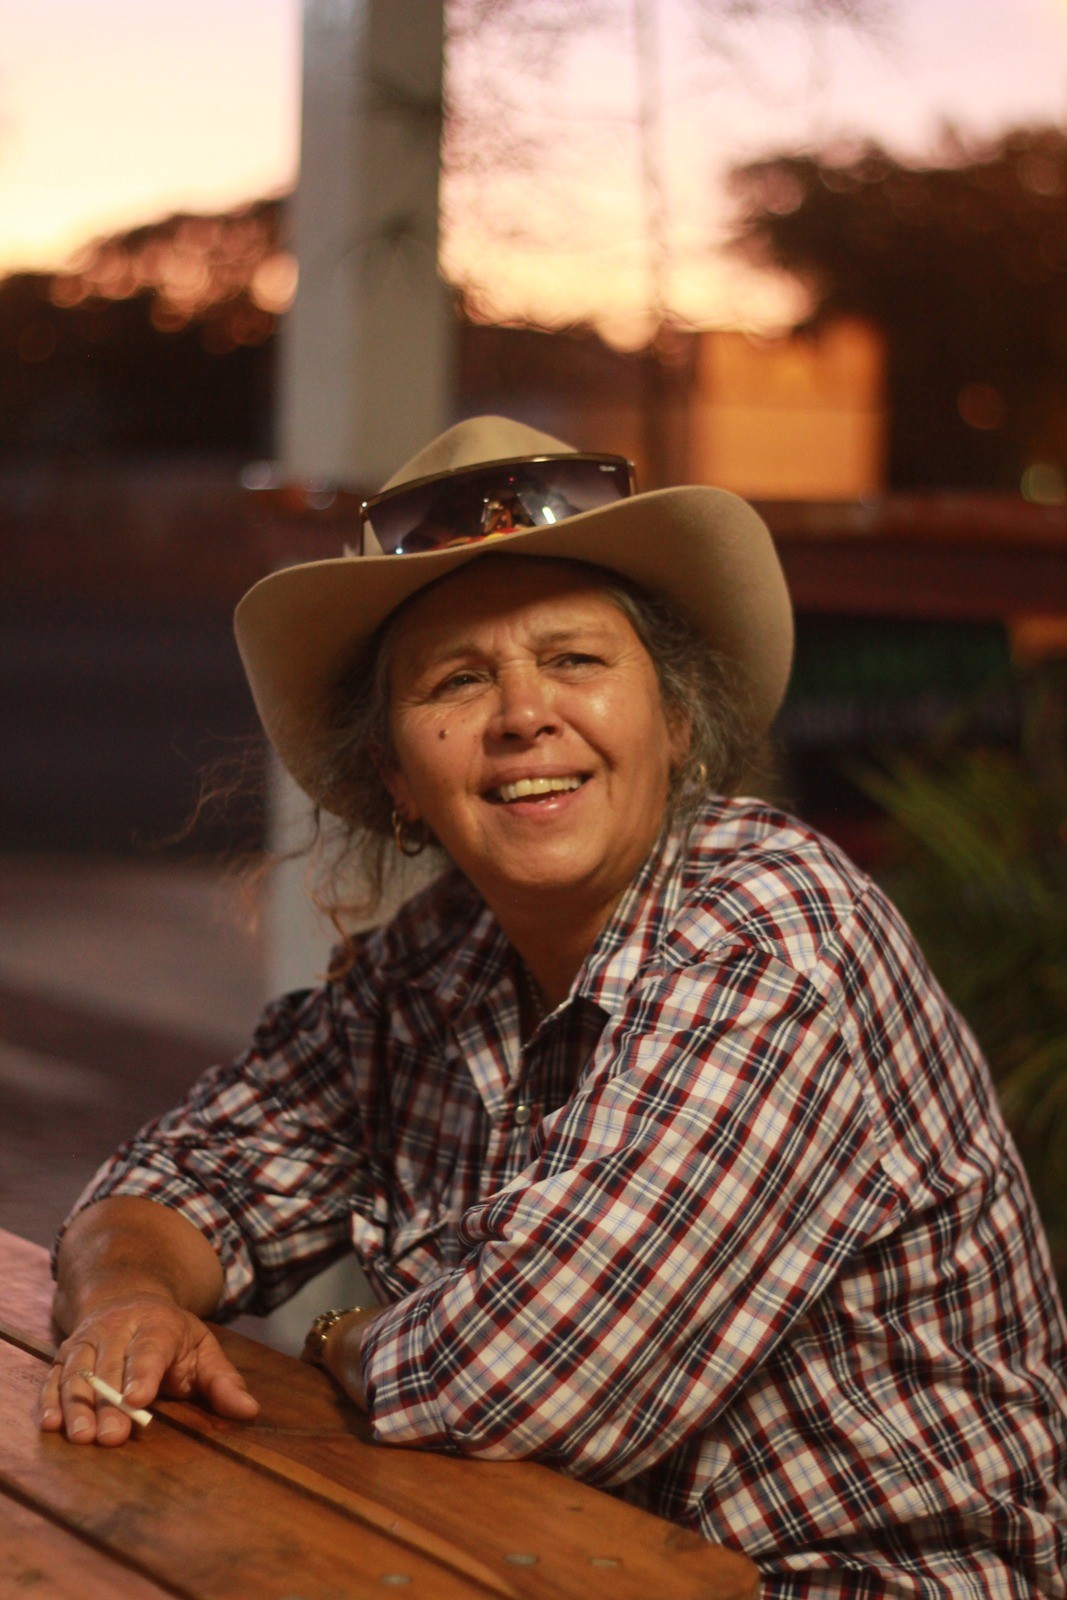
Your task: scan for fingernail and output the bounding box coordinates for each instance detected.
[69,1419,90,1440]
[98,1418,122,1441]
[40,1407,58,1425]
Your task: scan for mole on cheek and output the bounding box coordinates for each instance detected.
[438,728,447,741]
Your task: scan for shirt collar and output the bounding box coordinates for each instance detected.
[408,871,514,1015]
[569,818,690,1020]
[412,816,692,1024]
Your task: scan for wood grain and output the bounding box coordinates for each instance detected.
[0,1495,178,1600]
[2,1225,55,1343]
[0,1340,488,1600]
[2,1226,758,1600]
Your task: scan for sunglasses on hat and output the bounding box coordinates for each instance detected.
[360,452,637,557]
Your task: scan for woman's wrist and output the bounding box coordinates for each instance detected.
[55,1274,185,1334]
[302,1305,384,1409]
[55,1198,225,1327]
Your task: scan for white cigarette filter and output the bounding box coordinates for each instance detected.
[78,1369,153,1427]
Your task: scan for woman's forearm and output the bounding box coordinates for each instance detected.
[53,1195,225,1328]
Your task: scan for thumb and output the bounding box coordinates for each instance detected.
[194,1336,260,1418]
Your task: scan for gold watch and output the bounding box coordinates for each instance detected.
[301,1305,371,1367]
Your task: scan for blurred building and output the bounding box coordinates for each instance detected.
[460,317,886,501]
[1,198,1064,861]
[690,320,884,501]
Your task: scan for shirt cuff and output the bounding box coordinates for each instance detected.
[359,1278,460,1449]
[57,1161,259,1317]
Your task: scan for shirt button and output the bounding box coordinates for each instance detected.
[513,1103,532,1127]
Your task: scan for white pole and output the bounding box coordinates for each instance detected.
[278,0,451,485]
[269,0,452,997]
[252,0,452,1344]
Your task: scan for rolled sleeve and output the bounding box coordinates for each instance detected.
[61,980,371,1316]
[359,946,903,1481]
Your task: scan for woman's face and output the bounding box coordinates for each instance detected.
[384,559,687,927]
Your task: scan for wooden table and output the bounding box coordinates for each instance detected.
[0,1229,757,1600]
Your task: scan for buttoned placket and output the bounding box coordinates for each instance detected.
[507,1019,553,1154]
[426,834,683,1219]
[444,973,543,1198]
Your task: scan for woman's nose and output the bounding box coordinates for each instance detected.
[489,667,559,742]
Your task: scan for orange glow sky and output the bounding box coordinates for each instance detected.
[1,0,1066,341]
[0,0,300,268]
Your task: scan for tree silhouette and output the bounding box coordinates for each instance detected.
[0,201,286,455]
[731,127,1067,491]
[444,0,883,343]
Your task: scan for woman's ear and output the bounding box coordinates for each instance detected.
[667,709,692,774]
[375,746,420,823]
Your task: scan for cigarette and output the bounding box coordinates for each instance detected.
[78,1370,153,1427]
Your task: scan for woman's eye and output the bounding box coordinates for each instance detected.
[552,652,601,670]
[434,669,483,695]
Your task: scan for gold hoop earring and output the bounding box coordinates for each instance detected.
[692,759,709,790]
[391,808,428,857]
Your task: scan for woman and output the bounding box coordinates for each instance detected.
[41,417,1067,1596]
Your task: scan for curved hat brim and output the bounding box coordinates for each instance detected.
[234,483,793,810]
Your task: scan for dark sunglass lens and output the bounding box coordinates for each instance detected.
[365,482,438,554]
[364,456,632,555]
[519,458,630,520]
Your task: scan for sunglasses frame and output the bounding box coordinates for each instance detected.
[359,451,638,556]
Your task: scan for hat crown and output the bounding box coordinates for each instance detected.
[379,415,577,494]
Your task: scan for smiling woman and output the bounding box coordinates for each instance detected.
[381,562,686,1004]
[316,553,750,990]
[44,416,1067,1597]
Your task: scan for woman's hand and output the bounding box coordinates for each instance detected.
[42,1195,259,1445]
[39,1291,260,1445]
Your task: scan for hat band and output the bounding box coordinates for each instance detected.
[360,452,637,556]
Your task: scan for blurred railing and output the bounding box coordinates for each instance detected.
[2,463,1065,853]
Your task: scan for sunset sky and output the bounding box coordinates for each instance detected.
[0,0,1065,341]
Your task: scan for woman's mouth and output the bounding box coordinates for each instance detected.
[487,775,587,805]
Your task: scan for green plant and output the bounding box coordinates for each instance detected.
[850,681,1067,1284]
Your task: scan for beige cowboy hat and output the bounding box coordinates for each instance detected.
[235,415,794,808]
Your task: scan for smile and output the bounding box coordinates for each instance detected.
[489,775,587,804]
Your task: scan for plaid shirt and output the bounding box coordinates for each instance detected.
[74,798,1067,1596]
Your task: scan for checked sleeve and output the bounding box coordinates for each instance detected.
[63,978,374,1316]
[359,939,903,1484]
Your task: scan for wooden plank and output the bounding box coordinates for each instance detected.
[199,1331,758,1600]
[0,1494,179,1600]
[229,1431,759,1600]
[0,1340,490,1600]
[3,1228,758,1600]
[1,1224,55,1344]
[6,1319,515,1600]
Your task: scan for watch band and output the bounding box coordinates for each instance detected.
[301,1305,374,1367]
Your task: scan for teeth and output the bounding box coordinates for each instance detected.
[497,775,582,803]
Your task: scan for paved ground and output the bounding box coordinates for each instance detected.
[0,853,265,1242]
[0,853,371,1351]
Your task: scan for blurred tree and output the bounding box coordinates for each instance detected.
[851,667,1067,1283]
[731,128,1067,491]
[447,0,881,333]
[445,0,883,480]
[0,1,887,460]
[0,201,286,456]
